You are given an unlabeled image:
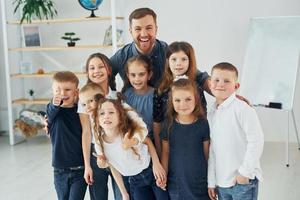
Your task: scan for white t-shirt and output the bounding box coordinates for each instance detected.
[103,135,150,176]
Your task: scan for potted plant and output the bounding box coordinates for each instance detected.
[28,89,35,100]
[61,32,81,47]
[13,0,57,24]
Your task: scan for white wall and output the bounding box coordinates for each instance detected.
[0,0,300,141]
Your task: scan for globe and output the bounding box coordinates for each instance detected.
[78,0,104,17]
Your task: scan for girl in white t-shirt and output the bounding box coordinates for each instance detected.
[92,96,168,200]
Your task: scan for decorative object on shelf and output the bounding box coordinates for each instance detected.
[14,109,47,137]
[20,61,33,74]
[28,89,35,100]
[13,0,57,24]
[61,32,80,47]
[103,25,123,45]
[37,68,45,74]
[78,0,103,18]
[22,25,41,47]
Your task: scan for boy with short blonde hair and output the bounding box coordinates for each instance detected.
[207,62,264,200]
[47,71,87,200]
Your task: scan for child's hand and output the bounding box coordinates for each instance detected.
[152,162,166,188]
[93,152,109,168]
[156,177,167,190]
[235,174,249,184]
[208,188,217,200]
[122,132,138,149]
[52,94,64,106]
[84,165,94,185]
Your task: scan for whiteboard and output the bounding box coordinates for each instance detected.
[240,16,300,110]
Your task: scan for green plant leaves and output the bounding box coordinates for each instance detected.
[13,0,57,24]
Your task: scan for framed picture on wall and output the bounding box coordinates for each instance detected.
[22,25,41,47]
[103,25,123,45]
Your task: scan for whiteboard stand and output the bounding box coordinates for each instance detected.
[286,110,300,167]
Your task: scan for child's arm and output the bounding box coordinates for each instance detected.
[109,164,130,200]
[153,122,162,157]
[238,107,264,181]
[46,93,66,124]
[79,113,94,185]
[207,141,217,200]
[143,137,166,189]
[160,140,169,188]
[203,140,210,161]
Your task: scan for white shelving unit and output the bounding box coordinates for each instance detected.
[0,0,122,145]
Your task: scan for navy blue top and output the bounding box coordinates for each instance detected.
[109,39,168,90]
[123,87,154,140]
[153,71,209,123]
[46,103,84,169]
[161,118,210,199]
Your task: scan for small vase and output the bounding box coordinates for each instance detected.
[67,42,76,47]
[29,95,34,101]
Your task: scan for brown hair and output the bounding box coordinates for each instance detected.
[166,78,205,136]
[53,71,79,87]
[158,41,197,94]
[211,62,238,79]
[85,53,112,84]
[129,7,157,26]
[122,55,152,93]
[92,94,145,159]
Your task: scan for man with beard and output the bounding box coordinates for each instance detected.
[109,7,168,90]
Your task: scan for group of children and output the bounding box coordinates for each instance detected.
[47,41,264,200]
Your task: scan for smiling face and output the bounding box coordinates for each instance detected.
[99,101,119,132]
[172,88,196,117]
[130,15,157,55]
[87,57,109,85]
[79,89,102,114]
[127,61,152,93]
[52,81,78,107]
[169,50,189,77]
[210,69,240,105]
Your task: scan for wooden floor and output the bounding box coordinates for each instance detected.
[0,134,299,200]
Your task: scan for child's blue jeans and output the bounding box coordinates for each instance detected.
[54,166,87,200]
[90,144,122,200]
[123,165,169,200]
[217,178,259,200]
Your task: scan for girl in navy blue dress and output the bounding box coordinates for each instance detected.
[153,41,210,156]
[161,78,210,200]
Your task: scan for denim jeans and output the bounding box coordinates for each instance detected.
[90,144,122,200]
[217,178,259,200]
[89,152,110,200]
[125,165,169,200]
[54,167,87,200]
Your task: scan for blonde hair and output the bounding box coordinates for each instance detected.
[166,78,205,136]
[158,41,197,94]
[92,94,145,159]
